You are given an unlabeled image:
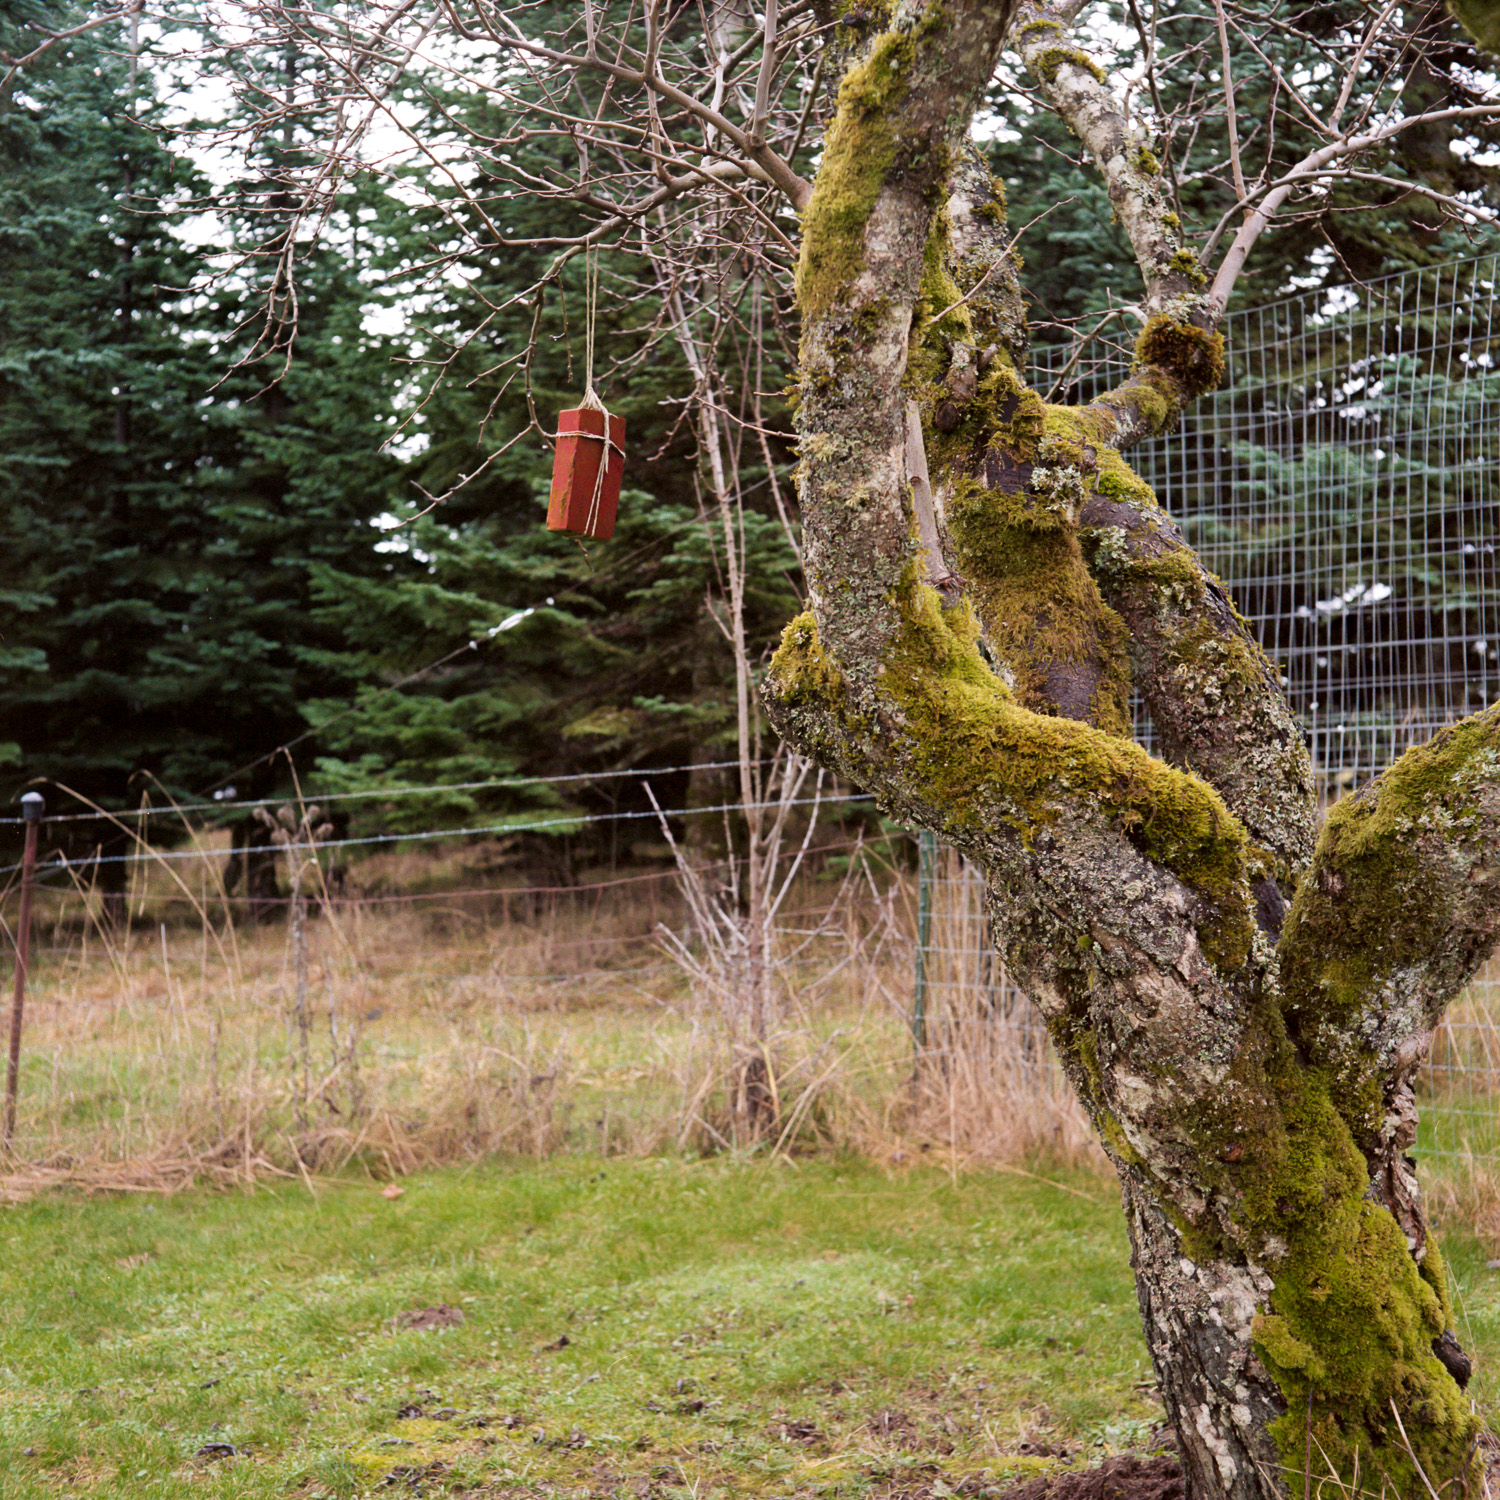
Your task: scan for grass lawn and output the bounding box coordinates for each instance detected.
[1,1157,1497,1499]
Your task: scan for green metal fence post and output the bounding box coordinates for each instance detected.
[913,829,936,1051]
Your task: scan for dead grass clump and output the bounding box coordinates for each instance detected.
[0,832,1145,1194]
[888,849,1098,1170]
[1426,1149,1500,1258]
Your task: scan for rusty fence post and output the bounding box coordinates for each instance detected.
[4,791,44,1153]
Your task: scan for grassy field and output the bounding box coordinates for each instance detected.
[2,1157,1499,1500]
[0,1157,1155,1499]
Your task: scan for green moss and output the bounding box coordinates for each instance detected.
[871,575,1252,946]
[914,212,973,345]
[1135,315,1225,400]
[770,613,848,711]
[936,401,1137,742]
[1086,361,1183,442]
[1173,1003,1484,1492]
[1093,448,1159,506]
[1280,707,1500,1106]
[1284,708,1500,994]
[1029,45,1107,86]
[838,0,896,20]
[983,174,1008,217]
[947,511,1133,738]
[1252,1314,1326,1381]
[1419,1236,1454,1327]
[1450,0,1500,52]
[795,29,915,319]
[1167,247,1209,288]
[1256,1159,1474,1488]
[921,363,1045,473]
[1071,958,1470,1490]
[1134,146,1160,176]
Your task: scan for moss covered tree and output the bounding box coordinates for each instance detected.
[200,0,1500,1493]
[765,4,1500,1496]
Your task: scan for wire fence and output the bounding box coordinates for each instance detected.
[915,253,1500,1165]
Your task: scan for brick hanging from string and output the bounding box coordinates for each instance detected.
[547,247,625,540]
[547,407,625,540]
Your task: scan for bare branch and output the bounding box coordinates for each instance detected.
[1212,0,1247,210]
[0,0,144,94]
[1209,103,1500,313]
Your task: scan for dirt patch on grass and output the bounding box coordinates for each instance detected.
[980,1454,1186,1500]
[392,1303,466,1332]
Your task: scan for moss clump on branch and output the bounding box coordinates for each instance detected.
[1029,45,1107,86]
[796,5,954,322]
[1167,247,1209,288]
[914,212,974,346]
[1015,17,1064,41]
[1449,0,1500,52]
[1243,1059,1479,1493]
[1278,703,1500,1098]
[1135,315,1225,400]
[1081,318,1222,442]
[795,29,912,321]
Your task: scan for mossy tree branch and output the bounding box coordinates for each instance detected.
[1277,702,1500,1250]
[1078,491,1317,896]
[790,0,1020,683]
[1010,2,1222,451]
[1012,2,1204,322]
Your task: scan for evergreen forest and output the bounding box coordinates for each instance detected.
[2,0,1496,883]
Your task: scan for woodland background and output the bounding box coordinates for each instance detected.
[3,0,1497,882]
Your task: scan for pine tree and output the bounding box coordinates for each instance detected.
[0,13,411,887]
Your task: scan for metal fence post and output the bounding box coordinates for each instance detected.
[5,791,44,1152]
[912,828,936,1051]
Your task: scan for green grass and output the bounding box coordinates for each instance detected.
[3,1157,1498,1500]
[0,1157,1162,1498]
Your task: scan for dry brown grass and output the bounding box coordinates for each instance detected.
[0,829,1101,1194]
[893,848,1097,1168]
[6,833,1499,1205]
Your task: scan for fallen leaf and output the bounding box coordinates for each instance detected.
[381,1184,405,1200]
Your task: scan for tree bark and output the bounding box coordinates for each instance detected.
[762,3,1500,1496]
[1123,1180,1286,1500]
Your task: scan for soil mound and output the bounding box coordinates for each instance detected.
[992,1454,1186,1500]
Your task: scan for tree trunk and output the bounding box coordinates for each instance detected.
[760,4,1500,1495]
[1122,1181,1285,1500]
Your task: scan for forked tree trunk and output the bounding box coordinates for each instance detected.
[762,3,1500,1497]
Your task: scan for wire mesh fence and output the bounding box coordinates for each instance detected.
[918,253,1500,1164]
